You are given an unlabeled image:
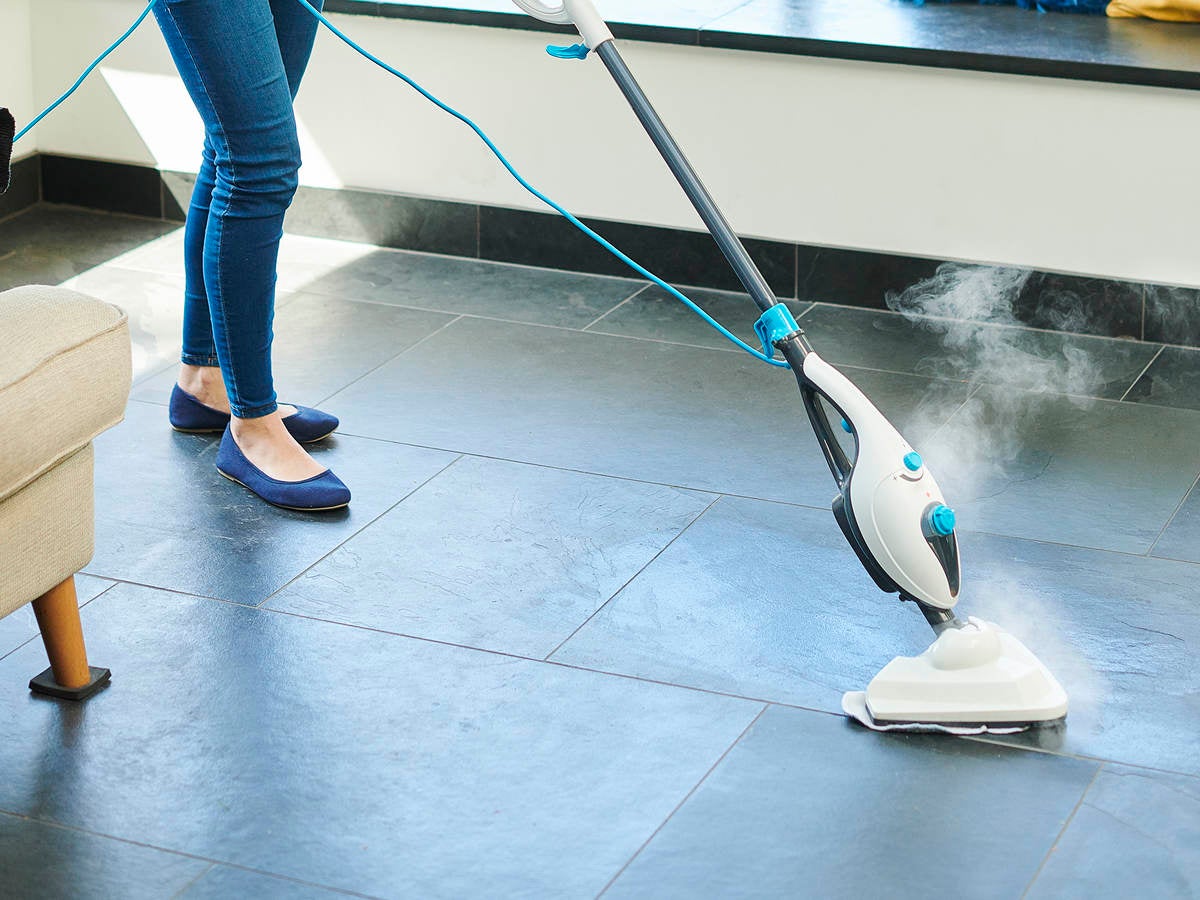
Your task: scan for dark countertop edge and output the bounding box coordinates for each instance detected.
[321,0,1200,92]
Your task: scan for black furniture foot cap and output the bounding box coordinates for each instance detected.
[29,666,111,700]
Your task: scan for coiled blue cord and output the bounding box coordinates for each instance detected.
[18,0,789,369]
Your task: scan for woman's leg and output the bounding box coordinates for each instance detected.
[176,0,324,416]
[155,0,322,480]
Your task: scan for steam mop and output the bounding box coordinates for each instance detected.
[510,0,1068,731]
[7,0,1068,730]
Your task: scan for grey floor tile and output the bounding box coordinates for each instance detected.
[299,248,645,328]
[1125,345,1200,411]
[0,575,114,661]
[181,866,353,899]
[1152,478,1200,563]
[798,303,1160,399]
[926,386,1200,553]
[131,292,457,408]
[0,584,760,899]
[1027,766,1200,899]
[958,531,1200,776]
[0,810,207,900]
[86,400,457,605]
[0,206,177,290]
[553,496,936,711]
[555,496,1200,776]
[328,317,974,507]
[586,284,811,354]
[267,456,711,658]
[605,706,1098,900]
[56,265,188,383]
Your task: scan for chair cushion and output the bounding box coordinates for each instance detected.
[0,285,130,503]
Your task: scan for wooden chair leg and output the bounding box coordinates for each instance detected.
[29,575,110,700]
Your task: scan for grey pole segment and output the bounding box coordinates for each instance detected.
[595,41,781,315]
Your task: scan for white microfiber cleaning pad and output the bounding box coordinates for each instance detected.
[841,691,1029,735]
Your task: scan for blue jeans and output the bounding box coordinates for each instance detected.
[154,0,323,418]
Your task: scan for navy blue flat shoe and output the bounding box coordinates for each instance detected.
[215,427,351,511]
[170,385,339,443]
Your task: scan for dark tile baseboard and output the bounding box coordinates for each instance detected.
[0,155,40,222]
[33,152,1200,346]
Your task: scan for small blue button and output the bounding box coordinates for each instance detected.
[903,452,923,472]
[929,504,956,536]
[840,418,852,434]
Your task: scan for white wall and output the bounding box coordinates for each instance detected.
[27,0,1200,288]
[0,0,36,159]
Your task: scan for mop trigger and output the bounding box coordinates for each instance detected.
[546,43,590,60]
[753,305,800,360]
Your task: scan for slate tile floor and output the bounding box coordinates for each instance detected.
[1,205,1198,898]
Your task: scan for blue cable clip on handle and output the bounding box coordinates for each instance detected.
[547,43,590,59]
[753,305,800,361]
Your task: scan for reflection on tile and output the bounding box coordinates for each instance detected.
[926,386,1200,553]
[799,304,1160,399]
[606,707,1097,900]
[0,206,177,291]
[0,810,207,900]
[0,584,759,898]
[0,575,114,661]
[552,496,936,710]
[1125,346,1200,412]
[181,866,349,899]
[1151,479,1200,564]
[131,292,456,408]
[958,531,1200,776]
[87,401,457,605]
[268,456,711,658]
[55,265,187,382]
[301,248,643,328]
[587,284,810,353]
[1027,766,1200,899]
[329,317,973,507]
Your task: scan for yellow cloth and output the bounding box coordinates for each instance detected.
[1107,0,1200,21]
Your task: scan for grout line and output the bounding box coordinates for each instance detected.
[255,454,467,609]
[169,862,216,900]
[543,494,723,661]
[0,810,382,900]
[1019,763,1104,899]
[580,282,651,332]
[1143,470,1200,558]
[315,314,466,408]
[596,704,770,897]
[1118,344,1163,402]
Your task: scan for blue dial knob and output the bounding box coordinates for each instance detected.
[903,451,923,472]
[840,418,852,434]
[928,504,956,536]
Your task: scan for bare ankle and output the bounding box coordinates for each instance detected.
[179,364,229,412]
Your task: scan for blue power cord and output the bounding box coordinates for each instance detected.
[13,0,160,144]
[17,0,789,369]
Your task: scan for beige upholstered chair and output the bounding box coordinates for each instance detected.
[0,285,130,699]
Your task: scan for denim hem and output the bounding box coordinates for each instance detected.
[180,353,221,367]
[231,401,279,420]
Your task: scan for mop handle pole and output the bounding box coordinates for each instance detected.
[593,41,782,315]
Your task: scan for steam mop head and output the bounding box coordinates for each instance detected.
[844,617,1068,734]
[0,108,14,194]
